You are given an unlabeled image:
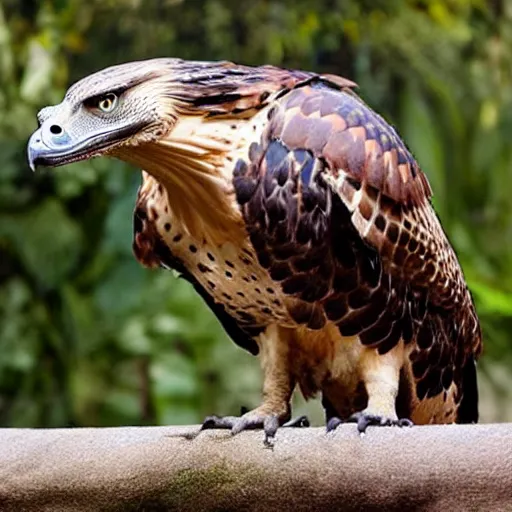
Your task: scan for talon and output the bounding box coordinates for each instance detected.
[356,413,373,433]
[263,415,279,439]
[200,415,237,431]
[200,415,220,430]
[264,434,275,448]
[378,416,393,428]
[198,409,291,445]
[263,416,279,448]
[326,417,343,432]
[347,412,414,434]
[231,422,243,436]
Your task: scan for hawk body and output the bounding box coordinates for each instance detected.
[28,58,482,431]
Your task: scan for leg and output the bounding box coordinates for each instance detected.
[328,342,413,433]
[201,325,303,444]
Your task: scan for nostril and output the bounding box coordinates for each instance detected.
[50,124,63,135]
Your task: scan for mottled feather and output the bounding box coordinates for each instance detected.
[233,79,481,421]
[33,57,480,427]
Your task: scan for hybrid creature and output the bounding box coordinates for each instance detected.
[27,59,482,440]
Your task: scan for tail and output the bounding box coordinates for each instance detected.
[457,354,479,424]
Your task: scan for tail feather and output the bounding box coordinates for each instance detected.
[457,355,479,424]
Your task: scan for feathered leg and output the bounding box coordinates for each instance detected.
[327,342,413,433]
[201,325,307,444]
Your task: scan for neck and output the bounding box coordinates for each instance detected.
[114,115,257,245]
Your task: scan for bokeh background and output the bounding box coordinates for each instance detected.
[1,0,511,428]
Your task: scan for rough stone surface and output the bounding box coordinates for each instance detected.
[0,424,511,511]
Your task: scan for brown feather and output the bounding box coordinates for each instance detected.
[32,58,482,428]
[233,77,481,422]
[98,59,480,425]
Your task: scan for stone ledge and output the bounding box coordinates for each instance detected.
[0,423,511,511]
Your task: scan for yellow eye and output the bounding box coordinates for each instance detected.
[98,93,118,113]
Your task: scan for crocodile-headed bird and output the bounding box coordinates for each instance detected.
[27,58,482,439]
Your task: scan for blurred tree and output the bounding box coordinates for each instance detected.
[0,0,511,428]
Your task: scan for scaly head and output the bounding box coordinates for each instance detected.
[27,58,323,172]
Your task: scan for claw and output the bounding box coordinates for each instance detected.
[197,410,310,446]
[326,413,413,434]
[326,417,343,432]
[200,415,238,431]
[263,415,280,447]
[348,412,414,434]
[397,418,414,427]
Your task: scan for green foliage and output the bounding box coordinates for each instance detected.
[0,0,511,427]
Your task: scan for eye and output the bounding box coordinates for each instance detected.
[97,93,118,113]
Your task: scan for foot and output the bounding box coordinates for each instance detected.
[327,412,413,434]
[240,405,310,428]
[200,408,309,446]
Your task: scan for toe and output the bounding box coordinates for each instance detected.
[264,415,279,437]
[201,415,220,430]
[283,415,310,428]
[347,412,413,433]
[201,415,237,430]
[231,413,267,435]
[326,417,343,432]
[347,412,387,433]
[231,421,245,436]
[263,415,280,446]
[356,413,373,433]
[378,416,394,427]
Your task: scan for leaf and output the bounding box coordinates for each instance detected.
[93,257,146,316]
[152,353,198,398]
[467,280,512,317]
[102,182,139,256]
[54,162,100,199]
[0,199,83,289]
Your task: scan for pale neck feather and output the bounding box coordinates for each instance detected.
[114,115,262,245]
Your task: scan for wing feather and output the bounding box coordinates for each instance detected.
[234,80,482,412]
